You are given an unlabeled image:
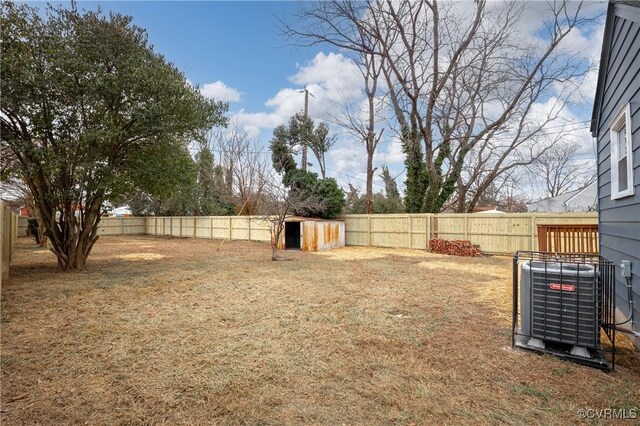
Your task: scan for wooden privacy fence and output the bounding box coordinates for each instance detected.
[1,203,19,283]
[20,215,271,242]
[342,213,598,254]
[16,213,599,255]
[17,216,146,237]
[145,216,272,242]
[98,217,146,235]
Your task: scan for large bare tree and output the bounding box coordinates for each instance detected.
[527,141,597,198]
[283,0,598,212]
[333,47,385,213]
[207,124,271,214]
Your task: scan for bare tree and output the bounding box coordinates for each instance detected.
[527,141,597,198]
[460,169,528,212]
[283,0,598,212]
[207,123,271,214]
[258,173,326,261]
[333,47,385,213]
[307,122,337,179]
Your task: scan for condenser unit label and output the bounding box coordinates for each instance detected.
[549,283,577,292]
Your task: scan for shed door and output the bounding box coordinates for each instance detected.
[285,222,301,250]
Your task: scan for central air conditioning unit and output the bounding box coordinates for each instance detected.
[522,261,598,350]
[512,252,616,370]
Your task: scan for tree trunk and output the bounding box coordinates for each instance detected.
[46,219,100,270]
[456,186,467,213]
[36,193,104,271]
[271,223,284,261]
[30,206,48,247]
[365,153,374,214]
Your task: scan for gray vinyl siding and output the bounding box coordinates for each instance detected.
[595,8,640,341]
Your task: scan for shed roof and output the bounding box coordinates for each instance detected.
[284,216,344,222]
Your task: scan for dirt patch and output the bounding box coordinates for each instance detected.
[2,236,638,424]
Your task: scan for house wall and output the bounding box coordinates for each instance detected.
[595,5,640,345]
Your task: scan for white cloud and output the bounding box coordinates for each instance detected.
[557,25,601,61]
[234,52,363,133]
[374,136,405,166]
[200,81,242,103]
[508,96,593,157]
[321,132,407,194]
[326,140,366,183]
[551,20,606,104]
[289,52,362,103]
[228,2,605,195]
[233,109,280,139]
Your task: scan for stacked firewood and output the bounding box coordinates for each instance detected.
[428,239,482,257]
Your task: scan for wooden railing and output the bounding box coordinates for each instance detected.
[536,224,599,254]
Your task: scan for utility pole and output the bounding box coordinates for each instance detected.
[300,87,309,172]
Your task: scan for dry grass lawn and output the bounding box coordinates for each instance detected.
[2,236,639,424]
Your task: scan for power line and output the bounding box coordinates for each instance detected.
[208,119,592,152]
[324,167,368,184]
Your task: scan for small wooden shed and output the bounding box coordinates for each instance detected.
[276,217,345,252]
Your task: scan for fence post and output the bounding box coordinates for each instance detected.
[368,215,372,247]
[11,212,16,248]
[210,217,214,239]
[229,217,232,240]
[121,217,124,235]
[248,216,252,241]
[530,215,536,251]
[407,215,412,249]
[193,217,196,238]
[432,215,437,240]
[464,214,469,241]
[425,215,430,250]
[179,217,183,238]
[12,213,17,246]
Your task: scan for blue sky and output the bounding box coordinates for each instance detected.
[27,1,607,198]
[49,1,321,114]
[53,1,378,189]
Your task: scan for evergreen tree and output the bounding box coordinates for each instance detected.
[380,166,404,213]
[402,127,428,213]
[270,115,345,219]
[1,3,226,269]
[195,147,235,215]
